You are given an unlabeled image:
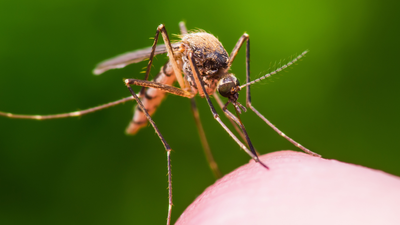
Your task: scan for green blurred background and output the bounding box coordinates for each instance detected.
[0,0,399,224]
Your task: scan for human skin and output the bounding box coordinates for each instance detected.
[175,151,400,225]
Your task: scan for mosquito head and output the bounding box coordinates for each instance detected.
[217,74,241,102]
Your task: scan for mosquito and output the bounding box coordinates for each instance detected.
[0,22,320,225]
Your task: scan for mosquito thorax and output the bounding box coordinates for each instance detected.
[181,32,229,76]
[217,74,240,101]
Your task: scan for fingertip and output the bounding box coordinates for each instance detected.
[176,150,400,225]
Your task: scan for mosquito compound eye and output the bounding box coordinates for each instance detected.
[217,82,234,97]
[217,76,240,98]
[235,78,240,87]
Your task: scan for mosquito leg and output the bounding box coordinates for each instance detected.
[179,21,188,35]
[248,105,320,157]
[226,33,249,69]
[0,96,135,120]
[125,79,194,98]
[190,98,222,179]
[125,80,173,225]
[139,26,162,97]
[188,52,268,169]
[158,24,186,90]
[242,35,321,157]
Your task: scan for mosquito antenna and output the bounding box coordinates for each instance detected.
[239,50,308,89]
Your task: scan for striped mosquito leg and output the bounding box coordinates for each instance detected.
[188,52,269,169]
[125,81,173,225]
[125,62,176,135]
[243,38,320,157]
[0,96,134,120]
[158,24,186,90]
[190,98,222,179]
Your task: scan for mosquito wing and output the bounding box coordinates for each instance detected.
[93,42,181,75]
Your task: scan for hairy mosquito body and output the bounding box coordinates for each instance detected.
[122,32,230,134]
[180,33,230,95]
[0,22,321,225]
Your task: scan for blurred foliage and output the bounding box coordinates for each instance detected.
[0,0,399,224]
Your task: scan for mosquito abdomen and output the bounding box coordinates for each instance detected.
[126,61,176,135]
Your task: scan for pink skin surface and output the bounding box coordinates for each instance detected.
[176,151,400,225]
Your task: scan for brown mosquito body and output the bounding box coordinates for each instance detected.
[0,22,320,225]
[139,32,230,134]
[95,32,232,135]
